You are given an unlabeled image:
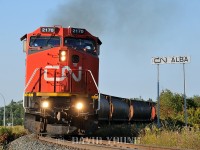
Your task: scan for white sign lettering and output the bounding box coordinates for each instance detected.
[151,56,191,64]
[44,66,82,82]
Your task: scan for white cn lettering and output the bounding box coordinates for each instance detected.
[44,66,82,82]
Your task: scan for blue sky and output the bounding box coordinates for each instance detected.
[0,0,200,106]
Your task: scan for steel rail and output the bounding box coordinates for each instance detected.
[38,136,121,150]
[38,136,183,150]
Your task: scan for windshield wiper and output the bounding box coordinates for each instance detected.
[45,35,55,47]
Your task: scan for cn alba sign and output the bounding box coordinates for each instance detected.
[151,56,191,64]
[151,55,190,127]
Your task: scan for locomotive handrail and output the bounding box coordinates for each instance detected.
[87,70,100,111]
[24,68,40,92]
[23,67,40,108]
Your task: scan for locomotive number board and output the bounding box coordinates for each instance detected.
[71,28,85,34]
[41,27,55,33]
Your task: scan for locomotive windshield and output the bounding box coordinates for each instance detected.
[64,37,97,55]
[30,36,60,47]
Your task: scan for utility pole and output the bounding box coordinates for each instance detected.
[11,100,14,127]
[0,93,6,127]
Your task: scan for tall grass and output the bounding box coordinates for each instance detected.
[140,126,200,150]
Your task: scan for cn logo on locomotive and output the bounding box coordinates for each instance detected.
[44,65,82,82]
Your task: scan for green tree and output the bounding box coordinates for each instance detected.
[0,100,24,126]
[187,98,198,109]
[193,95,200,107]
[159,89,183,119]
[187,108,200,127]
[159,89,200,126]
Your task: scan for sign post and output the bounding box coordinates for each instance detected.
[183,63,187,126]
[157,64,160,127]
[151,56,190,127]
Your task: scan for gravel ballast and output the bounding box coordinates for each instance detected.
[6,134,71,150]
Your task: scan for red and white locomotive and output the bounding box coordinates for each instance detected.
[21,26,156,135]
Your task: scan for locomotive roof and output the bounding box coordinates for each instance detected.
[20,26,102,45]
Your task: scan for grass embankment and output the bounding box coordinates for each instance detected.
[94,123,200,149]
[1,125,199,149]
[140,126,200,150]
[0,126,27,148]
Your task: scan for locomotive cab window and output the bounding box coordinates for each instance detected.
[29,36,60,47]
[64,37,97,55]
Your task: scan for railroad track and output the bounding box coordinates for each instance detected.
[38,135,183,150]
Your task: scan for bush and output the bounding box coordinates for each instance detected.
[11,126,27,139]
[139,125,200,150]
[0,126,27,147]
[0,127,13,145]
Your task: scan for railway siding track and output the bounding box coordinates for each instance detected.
[38,136,183,150]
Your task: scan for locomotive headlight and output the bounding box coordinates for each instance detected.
[41,101,49,108]
[61,51,66,56]
[59,50,67,62]
[75,102,83,110]
[60,56,66,61]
